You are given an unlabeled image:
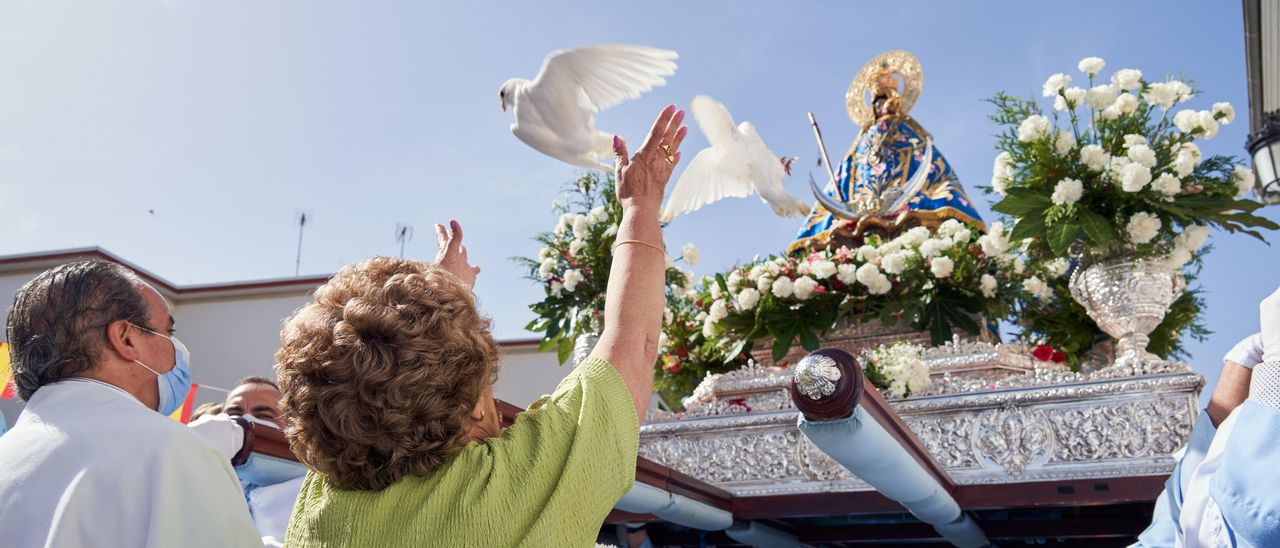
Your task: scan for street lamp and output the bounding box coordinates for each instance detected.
[1246,109,1280,205]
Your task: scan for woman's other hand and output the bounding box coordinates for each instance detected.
[434,220,480,289]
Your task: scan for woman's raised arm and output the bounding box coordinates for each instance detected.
[590,104,687,423]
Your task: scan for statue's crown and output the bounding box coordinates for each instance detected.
[874,71,900,97]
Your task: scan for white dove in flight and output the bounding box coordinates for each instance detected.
[499,44,678,170]
[660,96,811,222]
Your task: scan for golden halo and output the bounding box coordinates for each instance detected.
[846,50,924,126]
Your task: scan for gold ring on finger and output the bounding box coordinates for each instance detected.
[665,154,676,165]
[660,143,672,155]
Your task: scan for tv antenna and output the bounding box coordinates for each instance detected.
[394,223,414,258]
[294,210,311,276]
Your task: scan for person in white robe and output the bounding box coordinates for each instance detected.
[0,260,260,548]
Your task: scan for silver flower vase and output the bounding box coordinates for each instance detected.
[1068,259,1185,376]
[572,332,600,367]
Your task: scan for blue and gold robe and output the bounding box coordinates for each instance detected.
[792,115,985,252]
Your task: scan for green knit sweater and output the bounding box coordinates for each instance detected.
[285,357,639,547]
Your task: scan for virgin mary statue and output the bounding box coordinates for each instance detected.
[791,51,986,254]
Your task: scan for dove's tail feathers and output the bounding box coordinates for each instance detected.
[558,152,614,171]
[595,131,616,160]
[580,156,616,171]
[768,194,813,218]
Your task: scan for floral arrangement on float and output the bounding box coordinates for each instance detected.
[986,56,1277,372]
[515,173,696,363]
[651,219,1063,405]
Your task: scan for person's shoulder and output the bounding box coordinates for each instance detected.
[100,405,228,464]
[151,416,226,456]
[568,356,625,386]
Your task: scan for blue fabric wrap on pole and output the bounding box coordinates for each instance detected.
[798,407,991,548]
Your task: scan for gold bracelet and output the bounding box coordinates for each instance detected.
[613,239,666,254]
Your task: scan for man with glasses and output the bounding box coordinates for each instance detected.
[0,259,260,547]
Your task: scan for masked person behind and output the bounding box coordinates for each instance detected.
[0,260,260,547]
[189,376,307,547]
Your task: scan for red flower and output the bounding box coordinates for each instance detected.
[665,362,681,374]
[676,347,688,358]
[1033,344,1066,363]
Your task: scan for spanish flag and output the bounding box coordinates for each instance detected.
[0,342,14,400]
[168,384,198,423]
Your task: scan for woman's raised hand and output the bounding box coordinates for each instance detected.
[612,104,688,214]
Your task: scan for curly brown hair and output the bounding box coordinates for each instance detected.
[276,257,499,490]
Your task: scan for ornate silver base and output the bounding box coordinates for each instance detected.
[641,342,1203,497]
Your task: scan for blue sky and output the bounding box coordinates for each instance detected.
[0,1,1275,392]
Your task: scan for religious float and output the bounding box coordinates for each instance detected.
[521,50,1277,546]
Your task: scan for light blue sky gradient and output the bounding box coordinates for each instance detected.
[1,1,1275,393]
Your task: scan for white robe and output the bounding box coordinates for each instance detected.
[248,476,305,547]
[1134,409,1218,547]
[1178,408,1239,547]
[1177,398,1280,547]
[0,378,262,548]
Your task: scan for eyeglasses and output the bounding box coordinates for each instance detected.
[130,322,172,338]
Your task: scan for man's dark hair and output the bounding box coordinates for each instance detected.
[238,375,280,391]
[5,259,150,400]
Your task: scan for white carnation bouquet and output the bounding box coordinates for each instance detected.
[859,340,932,399]
[518,173,695,363]
[988,56,1276,264]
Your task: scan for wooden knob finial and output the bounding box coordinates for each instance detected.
[789,348,864,421]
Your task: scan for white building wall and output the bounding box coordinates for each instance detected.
[493,344,576,408]
[169,294,312,402]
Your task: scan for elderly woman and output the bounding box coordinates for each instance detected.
[279,105,687,546]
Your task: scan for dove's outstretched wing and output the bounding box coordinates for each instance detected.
[661,96,755,221]
[529,45,678,114]
[516,45,677,169]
